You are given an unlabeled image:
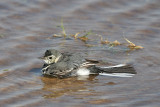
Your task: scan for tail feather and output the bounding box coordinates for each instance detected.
[99,73,135,77]
[95,64,136,74]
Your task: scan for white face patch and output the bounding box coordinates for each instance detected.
[43,55,56,64]
[55,54,62,63]
[77,68,90,76]
[44,59,50,64]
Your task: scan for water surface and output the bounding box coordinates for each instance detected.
[0,0,160,106]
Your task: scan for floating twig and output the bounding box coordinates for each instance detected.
[124,38,144,50]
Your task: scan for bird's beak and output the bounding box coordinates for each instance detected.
[38,56,45,60]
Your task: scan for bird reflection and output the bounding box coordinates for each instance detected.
[40,75,97,98]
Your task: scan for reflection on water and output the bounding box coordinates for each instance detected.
[40,75,96,99]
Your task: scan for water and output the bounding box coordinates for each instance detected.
[0,0,160,106]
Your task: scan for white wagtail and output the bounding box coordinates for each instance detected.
[40,49,136,78]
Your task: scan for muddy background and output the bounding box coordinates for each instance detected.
[0,0,160,107]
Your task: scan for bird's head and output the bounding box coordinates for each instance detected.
[40,49,62,64]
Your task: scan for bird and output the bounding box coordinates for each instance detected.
[40,49,136,78]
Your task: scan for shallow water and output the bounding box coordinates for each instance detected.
[0,0,160,106]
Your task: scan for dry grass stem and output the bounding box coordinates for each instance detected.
[99,35,110,44]
[71,32,80,39]
[124,38,144,49]
[110,40,121,46]
[52,20,144,51]
[78,36,89,42]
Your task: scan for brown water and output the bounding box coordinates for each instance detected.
[0,0,160,106]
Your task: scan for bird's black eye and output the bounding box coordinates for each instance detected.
[49,57,52,59]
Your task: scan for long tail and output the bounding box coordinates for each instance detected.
[93,64,136,77]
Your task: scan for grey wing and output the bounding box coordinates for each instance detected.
[42,61,79,78]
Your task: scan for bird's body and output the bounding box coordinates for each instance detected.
[41,49,136,78]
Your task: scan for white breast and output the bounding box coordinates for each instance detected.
[76,68,90,76]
